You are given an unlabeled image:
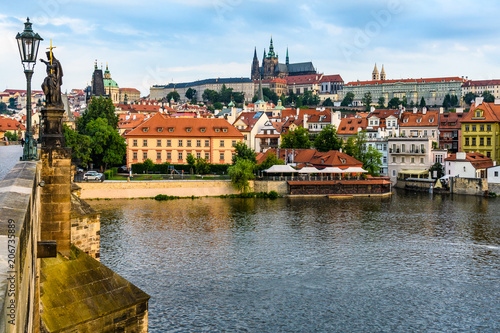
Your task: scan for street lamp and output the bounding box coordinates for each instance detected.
[16,17,43,161]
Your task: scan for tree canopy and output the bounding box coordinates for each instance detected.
[387,97,401,109]
[167,91,180,102]
[185,88,197,102]
[313,125,343,152]
[85,118,127,169]
[258,152,285,171]
[344,131,382,176]
[232,142,257,164]
[341,92,354,106]
[228,158,255,193]
[420,96,426,108]
[362,92,372,111]
[78,96,119,131]
[463,92,477,106]
[280,126,311,149]
[482,91,495,103]
[322,98,334,106]
[377,96,385,109]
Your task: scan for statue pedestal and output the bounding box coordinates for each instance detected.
[41,106,65,148]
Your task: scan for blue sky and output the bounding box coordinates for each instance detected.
[2,0,500,97]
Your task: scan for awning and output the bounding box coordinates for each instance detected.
[399,169,428,175]
[318,167,344,173]
[341,167,367,173]
[298,167,320,173]
[263,165,298,173]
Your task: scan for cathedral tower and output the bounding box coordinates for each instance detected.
[372,63,380,81]
[380,64,386,81]
[251,47,260,80]
[263,37,279,80]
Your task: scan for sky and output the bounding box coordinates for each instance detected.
[2,0,500,97]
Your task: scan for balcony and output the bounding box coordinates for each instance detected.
[390,148,425,155]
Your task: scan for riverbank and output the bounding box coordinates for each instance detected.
[77,180,243,199]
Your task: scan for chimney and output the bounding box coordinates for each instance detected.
[413,107,417,113]
[456,107,464,114]
[370,106,375,112]
[475,97,484,107]
[457,152,466,160]
[439,107,443,114]
[495,99,500,105]
[423,106,427,113]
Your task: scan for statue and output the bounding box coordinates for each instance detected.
[40,50,63,107]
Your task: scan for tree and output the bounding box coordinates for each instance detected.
[463,92,477,106]
[345,131,382,176]
[258,152,284,171]
[228,158,255,193]
[343,136,356,157]
[78,96,119,132]
[232,142,257,164]
[280,126,311,149]
[429,162,445,179]
[402,96,408,108]
[233,92,245,104]
[263,87,279,105]
[361,145,383,176]
[420,96,426,108]
[202,89,219,103]
[313,125,343,152]
[195,158,211,174]
[63,124,92,167]
[482,90,495,103]
[186,153,196,173]
[167,91,180,102]
[442,94,451,109]
[0,102,6,113]
[213,102,224,110]
[143,158,154,173]
[377,97,385,109]
[362,92,372,111]
[8,97,17,109]
[220,84,234,104]
[322,98,334,106]
[450,95,458,107]
[4,131,18,141]
[85,118,127,170]
[185,88,197,102]
[387,97,401,109]
[341,92,354,106]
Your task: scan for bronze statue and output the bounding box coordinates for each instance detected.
[40,51,63,107]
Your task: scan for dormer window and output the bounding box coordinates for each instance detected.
[200,127,206,133]
[186,127,192,133]
[416,118,421,123]
[157,127,163,132]
[476,111,482,118]
[168,127,175,132]
[215,128,220,132]
[340,158,346,164]
[142,127,149,132]
[223,128,228,133]
[429,117,434,123]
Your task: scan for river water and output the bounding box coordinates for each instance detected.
[91,191,500,332]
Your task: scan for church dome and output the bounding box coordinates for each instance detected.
[103,78,119,88]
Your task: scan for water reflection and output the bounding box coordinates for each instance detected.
[90,193,500,332]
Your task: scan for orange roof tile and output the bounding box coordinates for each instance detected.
[0,118,25,131]
[461,102,500,123]
[337,118,367,135]
[445,152,493,169]
[400,110,439,127]
[345,77,464,86]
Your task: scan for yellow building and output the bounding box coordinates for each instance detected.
[103,64,120,104]
[124,112,244,168]
[461,102,500,164]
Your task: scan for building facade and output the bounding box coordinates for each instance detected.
[125,112,243,167]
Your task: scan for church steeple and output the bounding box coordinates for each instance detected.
[372,63,380,81]
[258,76,264,102]
[267,36,276,58]
[380,64,386,81]
[251,47,260,80]
[286,47,289,66]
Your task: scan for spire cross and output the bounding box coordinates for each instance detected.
[46,39,56,74]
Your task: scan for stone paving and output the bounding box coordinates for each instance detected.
[0,145,23,181]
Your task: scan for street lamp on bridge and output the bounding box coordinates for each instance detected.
[16,17,43,161]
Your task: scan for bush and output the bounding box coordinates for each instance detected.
[154,194,180,201]
[268,191,278,199]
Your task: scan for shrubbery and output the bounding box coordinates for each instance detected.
[131,161,230,175]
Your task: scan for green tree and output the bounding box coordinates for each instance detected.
[220,84,234,104]
[463,92,477,105]
[442,94,451,108]
[0,102,6,113]
[280,126,311,149]
[232,142,257,164]
[258,152,285,171]
[429,162,444,179]
[167,91,180,102]
[361,92,372,111]
[420,96,426,108]
[341,92,354,106]
[377,96,385,109]
[195,158,211,174]
[63,124,92,166]
[213,102,224,110]
[343,136,356,157]
[85,118,127,170]
[185,88,197,102]
[228,158,255,193]
[233,92,245,104]
[143,158,154,173]
[4,131,18,141]
[450,94,458,107]
[263,87,279,105]
[482,90,495,103]
[345,131,382,176]
[186,153,196,173]
[361,145,383,176]
[313,125,343,152]
[202,89,219,103]
[8,97,16,109]
[387,97,401,109]
[78,96,119,132]
[322,98,334,106]
[402,96,408,108]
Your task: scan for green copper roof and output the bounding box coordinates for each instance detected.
[228,100,235,107]
[103,78,119,88]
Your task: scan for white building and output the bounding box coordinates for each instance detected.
[444,152,493,178]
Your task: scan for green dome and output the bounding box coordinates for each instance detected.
[103,78,119,88]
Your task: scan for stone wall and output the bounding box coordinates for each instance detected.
[0,161,41,333]
[451,177,488,196]
[487,183,500,195]
[71,194,100,260]
[254,181,288,195]
[79,180,246,199]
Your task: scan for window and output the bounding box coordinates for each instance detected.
[480,125,485,131]
[232,140,237,147]
[401,157,405,163]
[244,135,248,140]
[168,127,174,132]
[187,140,192,147]
[487,152,491,158]
[178,140,183,147]
[196,152,201,159]
[392,170,396,177]
[480,138,484,146]
[167,152,171,160]
[186,127,192,133]
[472,125,476,131]
[157,139,161,147]
[476,111,481,117]
[220,152,224,160]
[392,157,396,163]
[383,156,387,163]
[143,152,147,160]
[205,152,210,160]
[167,139,171,147]
[133,139,138,147]
[200,128,206,133]
[143,139,148,147]
[178,152,183,160]
[487,125,492,131]
[487,138,491,146]
[465,125,469,131]
[411,157,415,164]
[197,140,201,147]
[465,138,469,146]
[472,138,476,146]
[420,158,424,164]
[401,144,405,153]
[220,140,224,147]
[495,171,499,177]
[133,152,137,159]
[156,152,161,160]
[435,155,443,164]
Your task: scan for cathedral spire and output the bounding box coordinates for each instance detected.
[268,36,276,58]
[286,47,289,66]
[372,63,379,80]
[380,64,386,81]
[257,76,264,103]
[253,47,258,60]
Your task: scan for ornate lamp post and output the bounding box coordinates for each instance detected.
[16,17,43,160]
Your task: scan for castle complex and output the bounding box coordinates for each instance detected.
[251,37,317,80]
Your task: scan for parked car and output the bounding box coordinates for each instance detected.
[118,165,128,173]
[76,167,84,173]
[83,171,103,181]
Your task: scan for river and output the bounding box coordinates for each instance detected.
[90,191,500,332]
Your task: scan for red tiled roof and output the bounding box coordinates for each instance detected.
[463,79,500,87]
[461,102,500,123]
[400,110,439,127]
[445,152,493,169]
[0,118,25,131]
[125,112,243,138]
[320,74,343,83]
[438,112,464,130]
[286,74,323,85]
[368,109,400,119]
[256,149,363,168]
[345,77,464,86]
[337,118,367,135]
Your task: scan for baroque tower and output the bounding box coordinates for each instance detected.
[263,37,279,80]
[372,63,380,80]
[380,64,386,81]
